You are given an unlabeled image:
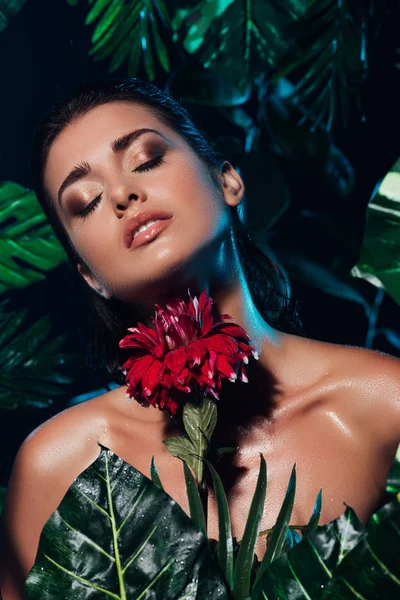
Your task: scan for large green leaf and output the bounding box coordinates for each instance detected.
[321,502,400,599]
[173,0,309,94]
[251,493,400,600]
[251,504,366,599]
[70,0,172,80]
[0,300,74,409]
[0,182,66,294]
[0,0,28,32]
[351,157,400,306]
[25,444,229,599]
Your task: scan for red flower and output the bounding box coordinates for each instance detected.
[119,289,259,415]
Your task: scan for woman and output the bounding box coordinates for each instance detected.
[1,77,399,597]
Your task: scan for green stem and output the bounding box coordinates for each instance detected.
[199,480,208,532]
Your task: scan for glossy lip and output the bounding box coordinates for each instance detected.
[128,217,172,249]
[124,210,173,249]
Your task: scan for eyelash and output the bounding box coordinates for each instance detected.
[77,154,165,219]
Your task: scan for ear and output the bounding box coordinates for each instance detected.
[218,161,245,208]
[77,263,112,300]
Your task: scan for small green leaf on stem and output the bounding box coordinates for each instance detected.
[182,394,217,484]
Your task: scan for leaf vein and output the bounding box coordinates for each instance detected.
[58,515,115,562]
[287,557,312,599]
[135,557,175,600]
[122,525,158,574]
[366,539,400,584]
[307,538,333,578]
[75,487,112,521]
[117,486,147,537]
[43,554,121,599]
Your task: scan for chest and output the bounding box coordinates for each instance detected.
[99,413,388,560]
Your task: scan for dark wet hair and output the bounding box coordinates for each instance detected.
[30,76,302,385]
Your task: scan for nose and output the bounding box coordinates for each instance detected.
[111,183,146,214]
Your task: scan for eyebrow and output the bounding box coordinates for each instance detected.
[57,128,167,208]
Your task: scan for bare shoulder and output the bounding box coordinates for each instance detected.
[0,389,116,587]
[310,338,400,448]
[15,391,111,479]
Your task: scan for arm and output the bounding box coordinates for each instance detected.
[0,405,103,599]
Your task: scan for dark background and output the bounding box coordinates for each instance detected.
[0,0,399,486]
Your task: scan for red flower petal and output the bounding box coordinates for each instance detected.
[216,353,238,381]
[186,340,207,366]
[164,346,187,375]
[142,359,163,396]
[202,333,238,357]
[124,354,154,387]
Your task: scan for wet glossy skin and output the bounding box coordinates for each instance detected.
[1,102,399,598]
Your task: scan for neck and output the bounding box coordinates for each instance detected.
[135,264,290,441]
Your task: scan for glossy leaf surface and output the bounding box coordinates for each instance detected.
[251,505,366,599]
[25,444,229,599]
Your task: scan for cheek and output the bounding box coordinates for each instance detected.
[171,161,225,226]
[71,218,119,270]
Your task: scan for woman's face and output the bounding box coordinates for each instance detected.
[44,102,243,309]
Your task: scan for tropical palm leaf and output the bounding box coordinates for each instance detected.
[274,0,369,131]
[0,182,66,294]
[25,444,229,599]
[173,0,309,94]
[69,0,171,80]
[0,300,74,409]
[0,0,28,32]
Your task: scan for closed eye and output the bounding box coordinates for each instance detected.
[76,154,165,219]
